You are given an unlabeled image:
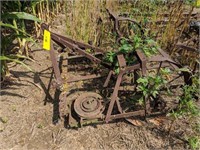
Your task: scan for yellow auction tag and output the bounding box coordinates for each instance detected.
[43,30,51,50]
[197,0,200,7]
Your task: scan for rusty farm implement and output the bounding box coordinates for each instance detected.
[41,9,193,127]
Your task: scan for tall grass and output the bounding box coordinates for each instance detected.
[160,2,194,51]
[65,0,101,45]
[65,0,121,46]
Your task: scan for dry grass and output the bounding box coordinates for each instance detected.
[160,2,194,52]
[65,0,121,46]
[65,0,100,45]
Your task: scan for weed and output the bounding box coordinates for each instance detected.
[0,117,8,124]
[104,32,159,74]
[11,105,17,111]
[37,124,44,129]
[167,74,200,147]
[137,75,167,99]
[187,136,200,150]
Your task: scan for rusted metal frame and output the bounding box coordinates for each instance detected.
[136,51,154,115]
[157,62,163,76]
[41,24,63,86]
[106,8,144,38]
[102,54,126,89]
[68,110,78,126]
[113,18,122,38]
[51,34,101,63]
[109,110,145,120]
[136,50,147,76]
[114,55,128,118]
[67,74,105,83]
[149,55,178,64]
[176,44,198,53]
[117,54,126,68]
[149,53,193,85]
[147,62,171,70]
[67,52,103,60]
[103,70,114,87]
[157,48,171,58]
[107,85,136,91]
[167,74,183,85]
[53,33,105,53]
[41,23,105,53]
[49,40,63,86]
[156,48,182,69]
[51,33,111,69]
[103,54,128,88]
[123,64,141,73]
[105,71,124,122]
[117,17,144,35]
[115,97,145,124]
[50,32,105,53]
[115,96,145,124]
[103,64,140,90]
[145,96,151,115]
[155,59,193,85]
[148,55,166,62]
[148,55,179,70]
[106,8,118,20]
[115,97,123,113]
[60,52,68,81]
[148,58,187,84]
[161,60,179,70]
[105,63,141,122]
[106,8,119,35]
[50,51,68,120]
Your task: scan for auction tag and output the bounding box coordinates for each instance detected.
[197,0,200,7]
[43,30,51,50]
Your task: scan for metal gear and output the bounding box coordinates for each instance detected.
[74,92,105,119]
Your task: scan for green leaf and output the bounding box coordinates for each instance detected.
[187,136,200,150]
[115,67,120,74]
[143,90,147,96]
[138,97,144,105]
[137,77,148,84]
[0,55,33,72]
[9,54,35,62]
[160,68,171,75]
[119,43,133,53]
[152,91,158,98]
[1,12,41,22]
[0,21,31,36]
[137,85,145,91]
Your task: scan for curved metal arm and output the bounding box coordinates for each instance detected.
[106,8,144,38]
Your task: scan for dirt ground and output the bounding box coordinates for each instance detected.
[0,14,189,150]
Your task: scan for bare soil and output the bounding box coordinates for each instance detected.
[0,14,189,150]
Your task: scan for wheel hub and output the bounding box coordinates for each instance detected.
[74,92,105,119]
